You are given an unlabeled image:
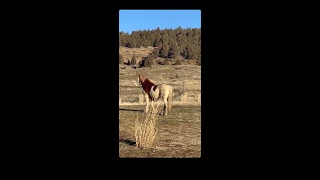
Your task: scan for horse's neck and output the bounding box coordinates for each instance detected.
[141,79,154,93]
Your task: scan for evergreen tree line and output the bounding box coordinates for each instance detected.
[119,27,201,60]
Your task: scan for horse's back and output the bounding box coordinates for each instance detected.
[158,84,172,94]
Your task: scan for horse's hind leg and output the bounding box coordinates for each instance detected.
[163,97,168,116]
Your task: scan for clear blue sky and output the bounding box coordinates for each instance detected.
[119,10,201,34]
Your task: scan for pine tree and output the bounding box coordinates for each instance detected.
[131,54,137,65]
[167,41,180,59]
[159,44,169,58]
[153,37,160,47]
[119,54,124,64]
[151,48,159,58]
[140,54,154,67]
[143,39,150,48]
[182,47,190,59]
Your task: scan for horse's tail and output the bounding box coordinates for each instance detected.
[168,86,173,112]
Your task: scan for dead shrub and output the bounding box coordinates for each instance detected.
[135,103,161,148]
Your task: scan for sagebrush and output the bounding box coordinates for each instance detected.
[135,103,161,148]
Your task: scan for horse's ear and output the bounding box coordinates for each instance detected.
[139,75,145,81]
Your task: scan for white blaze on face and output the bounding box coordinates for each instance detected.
[134,77,140,86]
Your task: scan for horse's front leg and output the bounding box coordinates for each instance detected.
[145,95,149,113]
[151,100,154,112]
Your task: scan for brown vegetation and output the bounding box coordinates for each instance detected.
[119,105,200,158]
[119,28,201,157]
[119,62,201,157]
[135,103,161,148]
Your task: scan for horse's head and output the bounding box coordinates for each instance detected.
[134,75,146,86]
[134,78,140,86]
[134,75,142,86]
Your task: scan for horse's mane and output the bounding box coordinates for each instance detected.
[144,78,155,86]
[139,75,154,86]
[139,76,157,96]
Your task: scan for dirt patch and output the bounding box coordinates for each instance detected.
[119,105,201,158]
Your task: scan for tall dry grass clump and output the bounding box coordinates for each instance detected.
[135,103,161,148]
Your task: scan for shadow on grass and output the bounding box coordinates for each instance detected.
[119,139,136,146]
[119,108,144,112]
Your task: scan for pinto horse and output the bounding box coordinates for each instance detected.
[135,75,173,116]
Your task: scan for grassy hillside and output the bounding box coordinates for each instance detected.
[119,46,198,66]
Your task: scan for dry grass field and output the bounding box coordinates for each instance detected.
[119,105,201,158]
[119,47,201,158]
